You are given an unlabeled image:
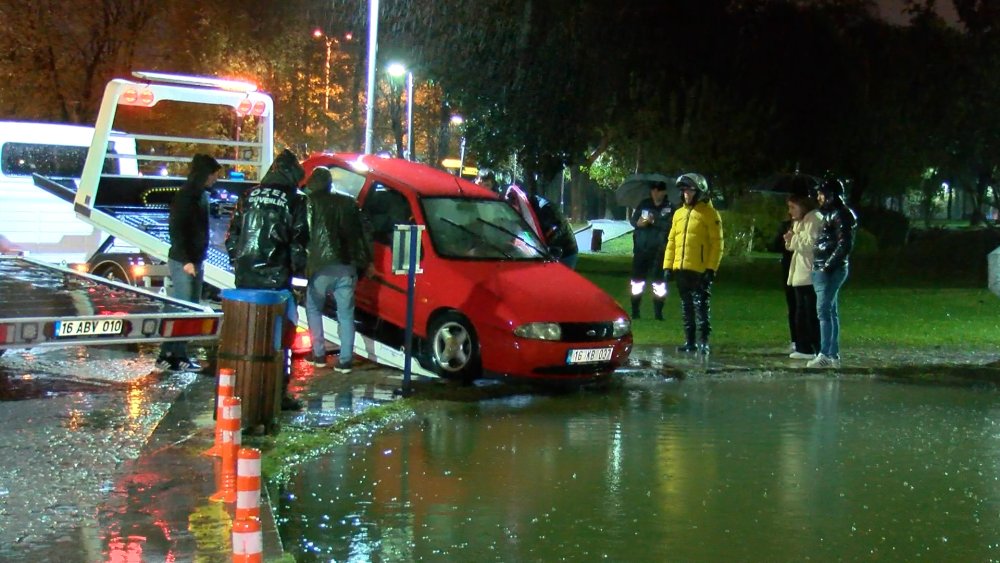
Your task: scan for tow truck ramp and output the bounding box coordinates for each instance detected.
[31,71,432,376]
[0,255,220,350]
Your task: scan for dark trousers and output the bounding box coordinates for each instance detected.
[784,284,796,343]
[792,285,820,354]
[676,269,712,344]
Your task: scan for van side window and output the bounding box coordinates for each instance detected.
[0,142,120,177]
[362,183,412,245]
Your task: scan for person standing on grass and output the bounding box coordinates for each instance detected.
[807,178,858,369]
[155,153,222,374]
[629,181,675,320]
[303,166,373,373]
[769,217,796,353]
[783,193,822,360]
[663,173,723,354]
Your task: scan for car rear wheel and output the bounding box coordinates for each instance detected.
[425,312,480,382]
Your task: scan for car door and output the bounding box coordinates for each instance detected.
[357,182,419,329]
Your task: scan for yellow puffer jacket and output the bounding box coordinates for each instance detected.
[662,201,724,273]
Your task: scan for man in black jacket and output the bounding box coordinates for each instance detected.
[155,154,221,373]
[225,149,309,408]
[303,166,374,372]
[629,181,675,319]
[806,178,858,369]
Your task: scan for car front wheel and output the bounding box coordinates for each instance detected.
[425,312,480,382]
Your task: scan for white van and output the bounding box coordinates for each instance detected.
[0,121,137,264]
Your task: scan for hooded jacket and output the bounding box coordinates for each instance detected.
[225,149,309,289]
[167,154,221,265]
[813,197,858,273]
[304,167,373,276]
[663,199,723,273]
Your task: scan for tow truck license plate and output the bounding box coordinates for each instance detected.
[566,347,614,364]
[55,318,125,337]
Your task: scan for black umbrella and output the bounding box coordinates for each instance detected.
[752,173,820,196]
[615,173,681,208]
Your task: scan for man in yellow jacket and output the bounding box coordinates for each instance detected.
[663,173,724,354]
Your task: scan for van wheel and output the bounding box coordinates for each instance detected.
[425,312,480,382]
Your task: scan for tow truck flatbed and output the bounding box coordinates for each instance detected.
[0,255,221,350]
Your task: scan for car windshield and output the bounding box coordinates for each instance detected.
[423,197,549,260]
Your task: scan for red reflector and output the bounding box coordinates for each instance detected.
[138,89,155,106]
[160,318,218,337]
[0,323,11,343]
[121,88,138,105]
[251,101,267,117]
[236,99,253,116]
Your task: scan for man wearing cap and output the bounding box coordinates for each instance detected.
[663,173,723,354]
[629,181,675,319]
[806,178,858,369]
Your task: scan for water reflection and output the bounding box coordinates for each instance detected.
[281,376,1000,561]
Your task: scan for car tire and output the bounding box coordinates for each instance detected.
[424,312,480,383]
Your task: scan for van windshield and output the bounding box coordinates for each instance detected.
[423,198,548,260]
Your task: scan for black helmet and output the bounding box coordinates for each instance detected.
[676,173,708,194]
[815,178,845,199]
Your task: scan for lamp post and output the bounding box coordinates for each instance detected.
[387,63,414,160]
[450,114,465,176]
[312,29,333,112]
[364,0,379,154]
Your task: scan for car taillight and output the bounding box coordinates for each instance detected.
[160,318,218,337]
[292,326,312,353]
[0,323,13,344]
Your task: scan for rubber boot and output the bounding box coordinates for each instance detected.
[630,295,642,320]
[676,293,697,352]
[695,291,711,355]
[653,298,665,321]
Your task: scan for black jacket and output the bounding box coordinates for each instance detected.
[813,199,858,273]
[630,197,674,252]
[225,183,309,289]
[167,184,209,265]
[306,190,373,276]
[531,195,578,258]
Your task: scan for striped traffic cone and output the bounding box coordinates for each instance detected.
[203,367,236,457]
[232,518,263,563]
[235,447,262,521]
[210,396,241,503]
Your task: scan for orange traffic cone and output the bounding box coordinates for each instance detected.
[203,368,236,457]
[232,518,263,563]
[235,447,262,521]
[210,396,241,503]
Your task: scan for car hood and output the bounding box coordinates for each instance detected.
[435,260,627,325]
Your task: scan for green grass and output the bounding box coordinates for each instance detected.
[578,253,1000,350]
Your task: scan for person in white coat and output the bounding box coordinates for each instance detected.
[783,193,822,359]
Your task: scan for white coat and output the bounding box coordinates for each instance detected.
[785,209,822,287]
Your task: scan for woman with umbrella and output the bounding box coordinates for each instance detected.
[626,177,676,320]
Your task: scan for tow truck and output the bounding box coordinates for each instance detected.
[0,255,220,352]
[30,71,432,376]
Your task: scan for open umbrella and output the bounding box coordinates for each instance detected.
[615,173,681,208]
[751,173,820,196]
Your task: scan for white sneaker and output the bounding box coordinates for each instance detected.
[806,353,839,368]
[789,351,815,360]
[787,342,796,354]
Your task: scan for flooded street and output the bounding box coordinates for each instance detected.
[280,374,1000,561]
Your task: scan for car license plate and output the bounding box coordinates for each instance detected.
[566,347,614,364]
[55,318,125,337]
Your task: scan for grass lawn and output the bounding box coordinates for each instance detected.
[578,252,1000,350]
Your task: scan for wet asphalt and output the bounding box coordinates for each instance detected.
[0,342,998,561]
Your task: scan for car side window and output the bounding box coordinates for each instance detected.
[362,183,413,245]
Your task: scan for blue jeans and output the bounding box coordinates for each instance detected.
[160,259,203,359]
[305,265,357,365]
[812,265,848,359]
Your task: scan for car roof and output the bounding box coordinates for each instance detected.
[304,152,499,200]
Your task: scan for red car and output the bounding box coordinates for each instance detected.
[301,153,632,383]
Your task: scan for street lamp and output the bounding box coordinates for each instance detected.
[451,114,466,176]
[387,62,414,160]
[312,29,334,112]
